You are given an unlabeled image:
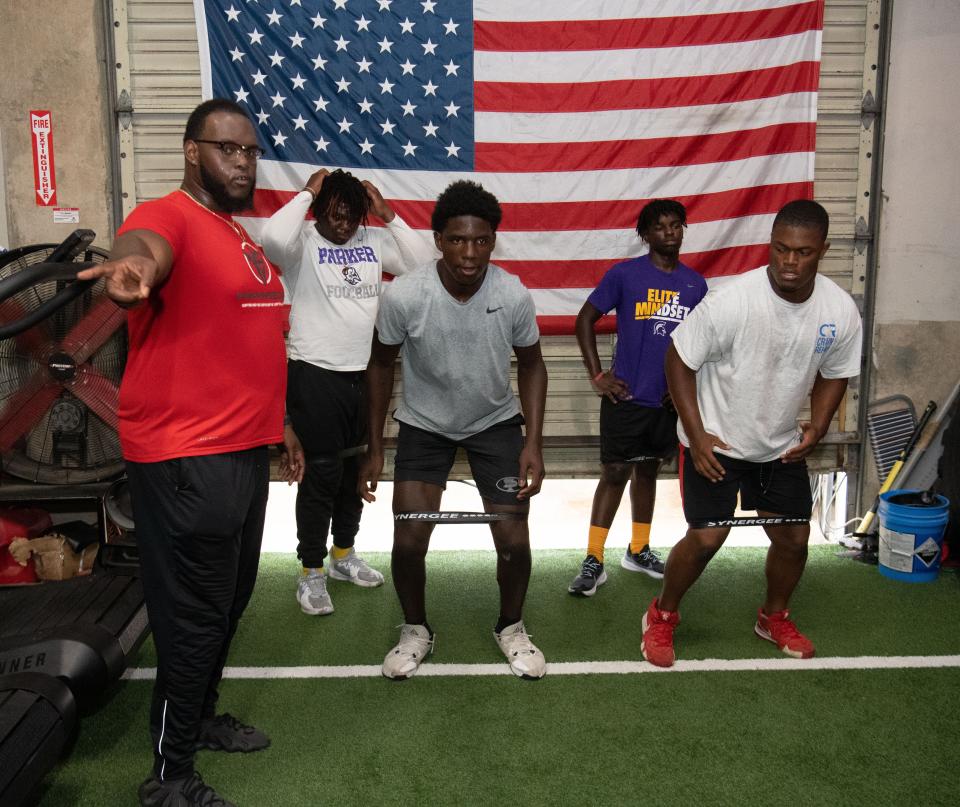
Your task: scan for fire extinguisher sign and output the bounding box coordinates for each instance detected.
[30,110,58,207]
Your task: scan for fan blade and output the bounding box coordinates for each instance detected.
[60,296,126,364]
[0,297,52,359]
[68,365,120,430]
[0,370,62,452]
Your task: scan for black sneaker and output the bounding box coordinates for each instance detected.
[621,546,666,579]
[567,555,607,596]
[195,713,270,753]
[138,772,236,807]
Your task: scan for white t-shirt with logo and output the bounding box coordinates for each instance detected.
[670,267,862,462]
[260,190,427,371]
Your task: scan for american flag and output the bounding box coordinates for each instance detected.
[194,0,824,334]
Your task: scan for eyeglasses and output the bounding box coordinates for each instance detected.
[193,139,265,159]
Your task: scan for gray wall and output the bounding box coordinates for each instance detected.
[866,0,960,492]
[0,1,114,251]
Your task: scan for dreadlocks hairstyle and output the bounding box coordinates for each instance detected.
[772,199,830,241]
[310,169,371,228]
[431,180,503,233]
[183,98,251,143]
[635,199,687,239]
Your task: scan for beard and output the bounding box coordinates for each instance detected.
[199,164,255,213]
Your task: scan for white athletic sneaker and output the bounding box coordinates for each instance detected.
[327,548,385,588]
[297,569,334,616]
[382,624,434,680]
[495,620,546,680]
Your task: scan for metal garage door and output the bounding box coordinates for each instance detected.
[108,0,882,476]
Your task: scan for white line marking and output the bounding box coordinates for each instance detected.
[122,655,960,681]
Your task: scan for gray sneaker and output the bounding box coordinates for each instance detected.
[297,568,334,615]
[327,548,385,588]
[621,546,666,579]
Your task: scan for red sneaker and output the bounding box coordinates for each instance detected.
[755,608,815,659]
[641,598,680,667]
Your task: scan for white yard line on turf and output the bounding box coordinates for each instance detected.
[123,655,960,680]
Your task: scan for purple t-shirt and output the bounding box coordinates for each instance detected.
[588,255,708,407]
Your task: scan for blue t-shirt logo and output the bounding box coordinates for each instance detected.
[815,323,836,354]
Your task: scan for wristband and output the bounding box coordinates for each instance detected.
[302,187,317,200]
[592,371,605,383]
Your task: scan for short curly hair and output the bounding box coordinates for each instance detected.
[636,199,687,237]
[431,180,502,233]
[310,169,370,228]
[183,98,251,142]
[772,199,829,241]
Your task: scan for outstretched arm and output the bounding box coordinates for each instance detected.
[665,343,729,482]
[781,373,848,463]
[358,330,402,502]
[575,300,631,402]
[76,229,173,306]
[514,341,547,500]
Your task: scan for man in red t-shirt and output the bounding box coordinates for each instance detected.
[79,98,303,807]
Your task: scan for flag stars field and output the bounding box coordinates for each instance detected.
[200,0,823,327]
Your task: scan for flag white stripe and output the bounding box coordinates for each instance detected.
[254,152,814,205]
[493,214,776,261]
[474,0,808,23]
[474,31,821,84]
[475,93,817,144]
[241,214,774,265]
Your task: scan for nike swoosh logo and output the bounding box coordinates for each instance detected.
[486,306,503,314]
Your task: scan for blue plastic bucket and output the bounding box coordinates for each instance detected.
[878,489,950,582]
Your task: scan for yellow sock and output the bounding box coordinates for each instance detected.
[302,566,323,576]
[587,525,609,563]
[331,545,351,560]
[630,523,652,555]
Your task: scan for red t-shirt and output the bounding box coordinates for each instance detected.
[117,190,287,462]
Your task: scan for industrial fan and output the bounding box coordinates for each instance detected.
[0,230,126,484]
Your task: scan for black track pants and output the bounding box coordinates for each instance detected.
[286,360,365,568]
[126,446,269,781]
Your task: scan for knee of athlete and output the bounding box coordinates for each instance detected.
[689,530,726,562]
[392,527,430,557]
[601,462,633,485]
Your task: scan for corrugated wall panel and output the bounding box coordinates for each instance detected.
[112,0,876,476]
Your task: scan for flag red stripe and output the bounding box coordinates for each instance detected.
[475,122,814,173]
[474,2,822,52]
[475,62,820,114]
[251,182,813,233]
[499,243,772,289]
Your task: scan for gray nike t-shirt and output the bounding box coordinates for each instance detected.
[375,262,540,440]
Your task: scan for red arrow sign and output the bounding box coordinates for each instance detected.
[30,110,58,207]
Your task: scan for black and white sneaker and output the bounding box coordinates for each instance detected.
[621,546,666,579]
[567,555,607,596]
[195,713,270,753]
[138,772,235,807]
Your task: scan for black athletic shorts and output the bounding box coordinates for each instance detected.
[394,414,527,506]
[600,397,678,464]
[680,448,813,523]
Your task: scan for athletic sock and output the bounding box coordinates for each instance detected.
[331,545,351,560]
[302,566,324,576]
[587,525,609,563]
[495,616,521,634]
[630,523,652,555]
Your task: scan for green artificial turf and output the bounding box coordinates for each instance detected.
[37,547,960,806]
[133,545,960,668]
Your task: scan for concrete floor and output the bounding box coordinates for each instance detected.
[262,478,830,554]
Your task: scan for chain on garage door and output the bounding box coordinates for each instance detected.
[108,0,880,477]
